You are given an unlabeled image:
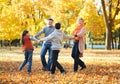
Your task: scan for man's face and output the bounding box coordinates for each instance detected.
[47,20,53,26]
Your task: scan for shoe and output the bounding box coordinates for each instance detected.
[50,71,55,74]
[61,71,66,74]
[80,65,86,70]
[42,67,47,71]
[28,70,31,72]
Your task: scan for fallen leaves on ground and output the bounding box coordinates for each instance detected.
[0,48,120,84]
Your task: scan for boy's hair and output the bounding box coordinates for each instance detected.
[55,23,61,29]
[22,30,28,45]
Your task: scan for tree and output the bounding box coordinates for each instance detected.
[101,0,120,50]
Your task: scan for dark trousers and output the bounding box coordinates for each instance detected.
[71,41,85,71]
[50,50,65,73]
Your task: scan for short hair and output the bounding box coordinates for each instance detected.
[48,18,54,21]
[55,23,61,29]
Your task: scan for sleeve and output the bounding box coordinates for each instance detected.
[77,27,85,37]
[34,28,45,38]
[40,32,54,41]
[63,33,73,39]
[29,36,39,42]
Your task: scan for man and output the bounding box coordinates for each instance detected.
[40,22,73,74]
[35,18,55,71]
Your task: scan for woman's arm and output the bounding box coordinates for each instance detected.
[76,27,85,37]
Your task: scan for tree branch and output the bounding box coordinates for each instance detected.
[112,0,120,21]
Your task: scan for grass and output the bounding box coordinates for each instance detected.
[0,47,120,84]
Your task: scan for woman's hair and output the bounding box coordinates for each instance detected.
[78,18,84,22]
[22,30,28,45]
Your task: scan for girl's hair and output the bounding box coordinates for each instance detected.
[22,30,28,45]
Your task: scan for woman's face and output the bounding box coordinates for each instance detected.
[78,18,84,24]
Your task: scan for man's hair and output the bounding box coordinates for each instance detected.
[55,23,61,29]
[48,18,54,21]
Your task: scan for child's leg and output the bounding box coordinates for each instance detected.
[50,63,56,74]
[52,50,65,73]
[18,51,28,70]
[27,50,33,72]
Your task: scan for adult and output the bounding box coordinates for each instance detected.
[35,18,55,71]
[71,18,86,72]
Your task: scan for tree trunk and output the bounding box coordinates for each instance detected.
[101,0,112,50]
[118,28,120,49]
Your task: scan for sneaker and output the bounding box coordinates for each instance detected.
[80,66,86,70]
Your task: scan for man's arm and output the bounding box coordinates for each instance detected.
[34,28,45,38]
[40,33,54,41]
[29,36,39,42]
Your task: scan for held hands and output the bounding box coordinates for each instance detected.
[74,34,78,37]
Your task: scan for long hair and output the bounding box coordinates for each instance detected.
[22,30,28,45]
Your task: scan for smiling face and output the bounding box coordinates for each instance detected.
[47,19,53,26]
[77,18,84,25]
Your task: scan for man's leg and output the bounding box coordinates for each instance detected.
[46,44,52,71]
[40,44,48,70]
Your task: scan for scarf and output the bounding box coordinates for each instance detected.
[72,24,84,41]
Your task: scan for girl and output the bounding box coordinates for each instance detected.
[18,30,38,72]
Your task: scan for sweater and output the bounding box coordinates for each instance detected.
[40,29,72,50]
[35,26,55,44]
[22,34,38,51]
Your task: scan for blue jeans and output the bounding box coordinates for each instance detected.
[71,41,85,71]
[40,43,52,70]
[50,50,65,73]
[18,50,33,72]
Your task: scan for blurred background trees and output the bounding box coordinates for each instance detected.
[0,0,120,50]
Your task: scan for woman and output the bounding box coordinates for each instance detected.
[71,18,86,72]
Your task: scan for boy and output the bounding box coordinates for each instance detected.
[40,23,73,74]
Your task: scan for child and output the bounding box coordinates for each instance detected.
[18,30,39,72]
[40,23,73,74]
